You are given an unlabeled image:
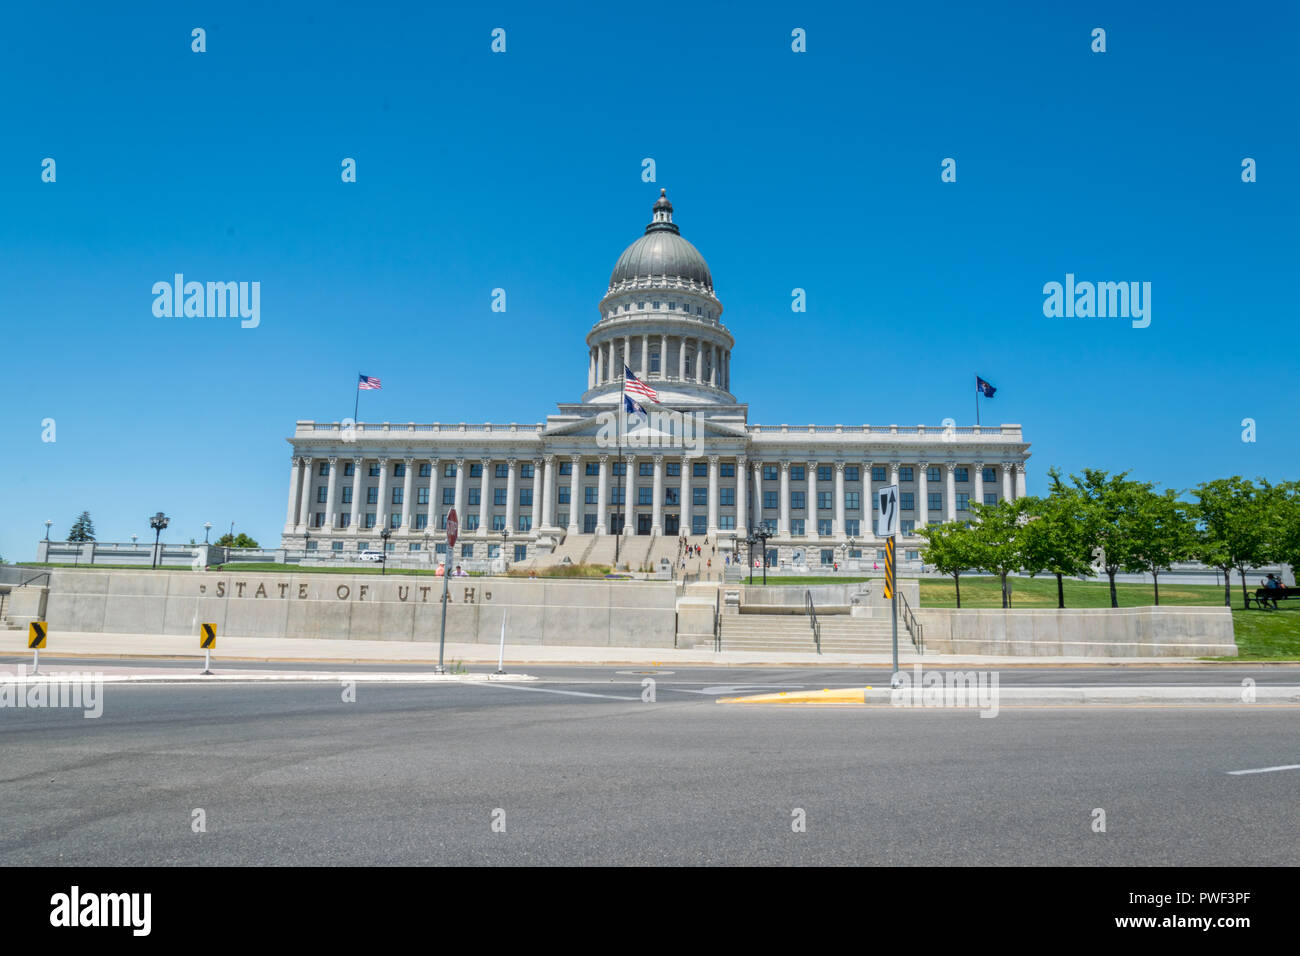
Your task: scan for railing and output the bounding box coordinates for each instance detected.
[804,590,822,655]
[714,588,722,652]
[18,570,51,589]
[900,591,924,653]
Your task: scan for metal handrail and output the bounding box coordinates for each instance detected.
[19,571,51,588]
[714,588,722,652]
[804,590,821,655]
[899,591,924,653]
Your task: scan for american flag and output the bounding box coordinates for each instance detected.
[623,366,659,403]
[358,374,382,390]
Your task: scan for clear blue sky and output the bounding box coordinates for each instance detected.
[1,1,1295,558]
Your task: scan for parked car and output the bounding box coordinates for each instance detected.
[356,551,385,562]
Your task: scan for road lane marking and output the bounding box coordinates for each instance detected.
[1227,764,1300,775]
[480,684,640,701]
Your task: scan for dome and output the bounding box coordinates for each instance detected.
[608,189,713,293]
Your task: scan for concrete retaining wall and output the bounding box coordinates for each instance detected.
[914,606,1237,657]
[42,569,678,647]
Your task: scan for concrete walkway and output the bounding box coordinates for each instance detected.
[0,630,1267,668]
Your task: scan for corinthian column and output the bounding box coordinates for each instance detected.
[298,457,314,530]
[325,457,339,530]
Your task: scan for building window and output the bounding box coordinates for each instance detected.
[926,466,941,483]
[693,488,708,506]
[638,487,653,505]
[720,487,735,506]
[667,462,681,477]
[652,301,660,309]
[665,488,679,505]
[470,463,483,478]
[845,492,859,510]
[442,488,455,505]
[817,492,832,510]
[492,515,506,531]
[846,466,860,482]
[650,352,660,373]
[907,550,920,561]
[468,489,481,506]
[306,539,318,550]
[872,466,886,483]
[557,511,568,528]
[899,519,914,535]
[519,489,533,506]
[419,463,431,477]
[390,514,401,529]
[586,462,600,476]
[720,463,735,478]
[392,488,403,505]
[790,465,805,481]
[818,520,833,536]
[559,461,572,475]
[585,487,598,505]
[514,544,528,561]
[344,462,354,477]
[692,515,707,534]
[762,519,777,533]
[790,492,805,510]
[364,513,376,528]
[763,491,778,510]
[718,515,736,530]
[693,462,707,477]
[369,464,380,477]
[517,516,531,532]
[558,486,570,504]
[899,467,914,482]
[316,487,328,503]
[583,514,598,533]
[465,514,479,531]
[417,488,429,505]
[952,467,967,482]
[763,465,778,481]
[394,462,406,477]
[956,493,971,511]
[817,465,832,482]
[367,488,379,505]
[845,519,860,537]
[461,544,474,558]
[928,492,942,513]
[668,301,676,310]
[339,514,351,529]
[610,488,625,505]
[332,541,343,552]
[492,489,505,506]
[820,549,834,565]
[444,463,457,477]
[985,492,999,506]
[639,462,653,476]
[311,514,324,529]
[901,493,914,511]
[341,487,353,505]
[318,462,329,476]
[983,467,997,483]
[790,519,805,536]
[495,463,508,478]
[415,514,428,530]
[612,461,627,477]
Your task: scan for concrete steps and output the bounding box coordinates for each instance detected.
[721,613,901,653]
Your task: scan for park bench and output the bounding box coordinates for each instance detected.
[1247,586,1297,609]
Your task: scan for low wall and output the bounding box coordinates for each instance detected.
[914,606,1237,657]
[42,569,677,647]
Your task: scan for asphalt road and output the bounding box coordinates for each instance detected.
[3,666,1299,865]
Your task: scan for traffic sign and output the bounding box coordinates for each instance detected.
[28,621,47,649]
[877,484,900,537]
[200,623,217,649]
[883,538,895,599]
[446,508,459,548]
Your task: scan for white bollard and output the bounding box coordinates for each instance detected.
[496,611,507,675]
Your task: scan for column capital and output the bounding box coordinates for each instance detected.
[917,460,929,469]
[569,453,582,464]
[301,455,314,465]
[1014,461,1027,473]
[972,459,984,469]
[327,456,338,466]
[708,454,721,466]
[533,456,545,468]
[834,460,845,473]
[945,462,957,474]
[374,456,387,465]
[737,455,748,467]
[680,454,692,466]
[480,457,492,466]
[598,454,610,463]
[780,459,791,470]
[403,456,415,465]
[506,456,517,466]
[353,456,364,466]
[807,459,818,470]
[652,454,665,464]
[290,455,301,467]
[454,457,465,467]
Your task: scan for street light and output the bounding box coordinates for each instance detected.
[379,527,390,575]
[203,522,212,543]
[501,527,509,573]
[746,532,755,585]
[131,533,138,549]
[149,512,170,570]
[43,519,52,542]
[753,528,773,586]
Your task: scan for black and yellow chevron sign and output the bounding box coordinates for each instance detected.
[28,621,47,649]
[883,539,895,599]
[200,623,217,650]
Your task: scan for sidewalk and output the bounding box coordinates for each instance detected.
[0,630,1274,668]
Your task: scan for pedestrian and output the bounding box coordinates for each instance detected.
[707,558,712,570]
[1263,573,1281,609]
[873,561,878,571]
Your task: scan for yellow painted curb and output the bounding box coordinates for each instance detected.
[718,687,871,704]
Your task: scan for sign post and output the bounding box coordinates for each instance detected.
[199,623,217,675]
[876,485,901,687]
[437,508,458,674]
[28,622,47,675]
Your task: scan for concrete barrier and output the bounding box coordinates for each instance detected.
[913,606,1237,657]
[42,569,678,647]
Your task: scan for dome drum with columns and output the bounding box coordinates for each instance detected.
[282,189,1032,574]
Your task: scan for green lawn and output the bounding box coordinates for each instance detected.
[742,576,871,585]
[919,576,1300,660]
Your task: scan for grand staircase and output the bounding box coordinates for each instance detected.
[720,613,909,654]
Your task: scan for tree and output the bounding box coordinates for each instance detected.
[1021,475,1096,608]
[966,498,1031,608]
[1275,481,1300,580]
[66,511,96,542]
[1190,477,1277,609]
[915,520,979,608]
[215,532,260,549]
[1124,487,1195,605]
[1056,469,1152,608]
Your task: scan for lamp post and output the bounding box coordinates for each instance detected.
[746,533,755,585]
[753,528,773,586]
[43,520,52,542]
[149,512,170,570]
[379,527,390,575]
[501,528,509,574]
[131,533,138,549]
[203,522,212,543]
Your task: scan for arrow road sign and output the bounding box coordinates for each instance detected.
[877,484,900,538]
[200,623,217,649]
[28,622,47,649]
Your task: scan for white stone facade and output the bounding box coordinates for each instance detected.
[282,190,1031,565]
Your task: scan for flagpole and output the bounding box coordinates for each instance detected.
[975,375,980,427]
[354,373,361,423]
[616,369,625,565]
